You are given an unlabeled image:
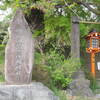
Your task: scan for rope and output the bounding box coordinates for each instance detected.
[79,21,100,24]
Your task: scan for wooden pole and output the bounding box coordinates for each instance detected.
[91,52,96,78]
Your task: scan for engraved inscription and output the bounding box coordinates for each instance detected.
[15,37,24,81]
[5,9,34,84]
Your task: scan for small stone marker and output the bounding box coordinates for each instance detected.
[5,9,34,84]
[97,62,100,70]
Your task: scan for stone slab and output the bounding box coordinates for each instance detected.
[5,9,34,84]
[0,82,59,100]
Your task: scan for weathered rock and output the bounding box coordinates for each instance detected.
[95,94,100,99]
[72,69,86,79]
[5,9,34,84]
[0,82,59,100]
[67,70,94,97]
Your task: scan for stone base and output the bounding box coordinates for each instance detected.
[67,70,94,97]
[0,82,59,100]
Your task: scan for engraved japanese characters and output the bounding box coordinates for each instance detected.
[5,9,34,84]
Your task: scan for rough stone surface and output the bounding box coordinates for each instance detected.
[67,70,94,97]
[72,69,86,79]
[5,9,34,84]
[0,82,59,100]
[95,94,100,99]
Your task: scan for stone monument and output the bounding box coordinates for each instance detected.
[5,9,34,84]
[1,9,59,100]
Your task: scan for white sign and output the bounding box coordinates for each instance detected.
[97,62,100,70]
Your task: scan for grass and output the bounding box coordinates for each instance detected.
[50,85,99,100]
[0,74,5,82]
[0,45,5,64]
[50,84,67,100]
[0,44,5,82]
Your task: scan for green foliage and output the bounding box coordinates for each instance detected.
[35,50,81,89]
[0,75,5,82]
[34,51,43,65]
[0,21,9,44]
[0,45,5,82]
[80,23,88,50]
[90,78,97,92]
[50,85,67,100]
[51,69,72,88]
[50,58,80,88]
[0,45,5,65]
[84,69,98,92]
[62,58,81,76]
[45,50,64,69]
[1,0,100,51]
[44,16,71,46]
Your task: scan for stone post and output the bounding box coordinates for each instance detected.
[71,16,80,59]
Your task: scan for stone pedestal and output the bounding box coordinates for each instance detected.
[67,70,94,97]
[0,82,59,100]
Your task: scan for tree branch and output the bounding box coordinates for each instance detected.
[73,0,100,15]
[81,2,100,15]
[63,0,80,19]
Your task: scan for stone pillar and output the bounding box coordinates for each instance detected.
[71,16,80,59]
[5,9,34,84]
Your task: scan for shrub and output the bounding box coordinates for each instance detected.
[34,50,81,89]
[48,57,81,88]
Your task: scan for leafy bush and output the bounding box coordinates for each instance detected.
[34,50,81,89]
[51,68,72,88]
[51,58,80,88]
[34,51,43,65]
